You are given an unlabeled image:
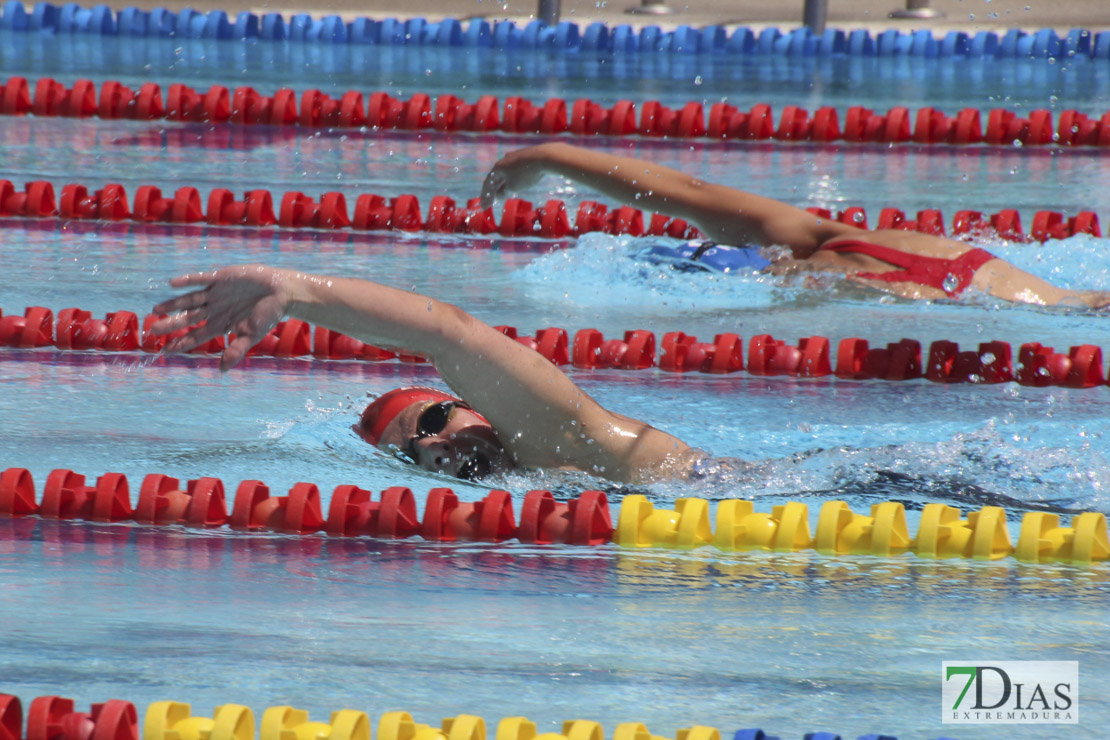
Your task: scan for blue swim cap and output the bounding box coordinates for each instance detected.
[637,241,771,273]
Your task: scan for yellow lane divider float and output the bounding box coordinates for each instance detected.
[139,704,719,740]
[614,495,1109,565]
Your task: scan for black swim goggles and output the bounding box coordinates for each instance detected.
[402,400,493,481]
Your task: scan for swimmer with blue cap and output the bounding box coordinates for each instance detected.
[152,265,701,483]
[482,142,1110,307]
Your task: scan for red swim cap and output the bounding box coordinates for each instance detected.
[357,386,459,446]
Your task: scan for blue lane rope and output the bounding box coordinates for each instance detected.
[0,2,1107,60]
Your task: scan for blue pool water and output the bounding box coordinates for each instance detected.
[2,36,1110,740]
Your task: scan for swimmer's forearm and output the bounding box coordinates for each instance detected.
[531,142,718,220]
[281,270,466,354]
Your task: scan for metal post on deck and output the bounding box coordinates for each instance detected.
[803,0,828,34]
[538,0,561,25]
[626,0,676,15]
[889,0,945,19]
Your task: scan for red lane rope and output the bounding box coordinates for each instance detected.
[1,306,1107,389]
[1,179,697,240]
[4,75,1110,147]
[0,467,611,544]
[0,179,1102,242]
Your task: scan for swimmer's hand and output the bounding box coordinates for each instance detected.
[150,264,291,371]
[480,144,551,208]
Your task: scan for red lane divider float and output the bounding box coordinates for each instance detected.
[0,468,614,545]
[0,695,138,740]
[4,179,699,240]
[5,76,1110,148]
[0,179,1103,243]
[2,305,1109,389]
[802,204,1102,242]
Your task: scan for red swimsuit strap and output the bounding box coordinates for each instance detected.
[821,240,996,297]
[821,239,943,269]
[952,248,997,274]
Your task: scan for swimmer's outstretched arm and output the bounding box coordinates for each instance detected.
[151,265,692,481]
[482,142,853,255]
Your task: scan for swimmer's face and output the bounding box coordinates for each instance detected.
[374,400,512,480]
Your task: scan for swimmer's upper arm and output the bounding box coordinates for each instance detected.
[430,306,592,433]
[433,309,689,477]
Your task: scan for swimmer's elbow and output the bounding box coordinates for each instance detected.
[433,302,487,346]
[669,181,737,226]
[667,175,711,206]
[426,303,523,369]
[432,301,469,332]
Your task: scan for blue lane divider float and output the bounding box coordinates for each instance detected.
[1,2,1108,60]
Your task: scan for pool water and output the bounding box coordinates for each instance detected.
[2,32,1110,740]
[4,30,1110,113]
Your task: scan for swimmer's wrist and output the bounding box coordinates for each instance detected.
[274,268,318,316]
[533,142,580,173]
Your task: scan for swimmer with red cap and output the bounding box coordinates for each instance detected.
[151,264,696,483]
[354,386,509,480]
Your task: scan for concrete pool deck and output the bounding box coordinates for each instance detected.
[81,0,1110,35]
